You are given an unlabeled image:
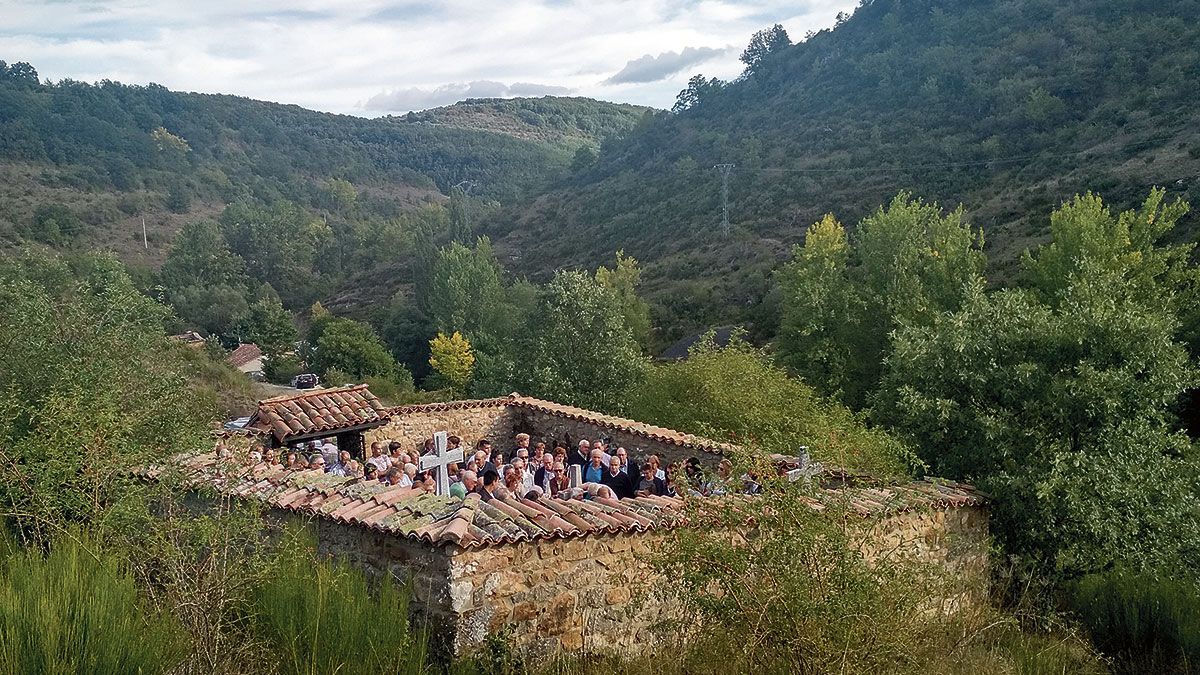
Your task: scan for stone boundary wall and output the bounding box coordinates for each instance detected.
[513,406,721,466]
[448,531,671,654]
[365,401,517,454]
[301,502,990,657]
[439,504,990,654]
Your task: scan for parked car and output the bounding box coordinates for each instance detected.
[291,373,320,389]
[223,416,251,430]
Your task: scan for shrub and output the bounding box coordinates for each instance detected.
[627,330,916,478]
[0,532,184,674]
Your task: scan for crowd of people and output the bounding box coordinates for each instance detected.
[233,432,749,502]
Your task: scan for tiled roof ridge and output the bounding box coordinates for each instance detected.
[506,394,740,456]
[384,395,514,416]
[170,451,987,550]
[259,383,372,405]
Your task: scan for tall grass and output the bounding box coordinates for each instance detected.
[1070,571,1200,673]
[0,531,184,674]
[251,528,429,675]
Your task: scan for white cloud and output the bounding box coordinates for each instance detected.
[605,45,734,84]
[0,0,859,115]
[364,80,573,112]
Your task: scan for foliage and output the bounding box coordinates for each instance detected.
[877,192,1200,576]
[218,200,332,308]
[595,250,652,349]
[628,331,913,478]
[489,0,1200,343]
[776,193,984,407]
[428,331,475,395]
[525,270,646,413]
[425,237,507,336]
[0,531,185,674]
[0,251,212,543]
[263,353,304,385]
[1070,571,1200,673]
[115,491,276,675]
[739,23,791,73]
[648,474,1103,674]
[239,293,298,357]
[314,317,409,384]
[252,526,428,675]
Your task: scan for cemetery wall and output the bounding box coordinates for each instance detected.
[275,502,988,658]
[442,503,990,654]
[367,399,517,453]
[513,406,726,467]
[447,531,672,654]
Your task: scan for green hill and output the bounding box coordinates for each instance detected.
[0,67,646,270]
[483,0,1200,343]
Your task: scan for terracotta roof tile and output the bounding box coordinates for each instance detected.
[248,385,389,445]
[168,435,985,549]
[227,343,263,368]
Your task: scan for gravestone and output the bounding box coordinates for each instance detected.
[568,464,582,489]
[419,431,464,496]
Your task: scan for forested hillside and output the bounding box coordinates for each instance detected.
[486,0,1200,342]
[0,65,645,268]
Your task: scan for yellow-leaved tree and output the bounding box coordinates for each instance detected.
[428,331,475,395]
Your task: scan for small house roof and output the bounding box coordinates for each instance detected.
[247,384,389,445]
[227,343,263,368]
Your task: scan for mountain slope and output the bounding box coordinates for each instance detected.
[485,0,1200,343]
[0,67,646,266]
[389,97,651,150]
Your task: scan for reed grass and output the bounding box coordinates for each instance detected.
[0,531,184,675]
[250,528,429,675]
[1071,570,1199,673]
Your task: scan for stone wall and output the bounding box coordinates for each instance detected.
[287,501,988,658]
[866,505,989,571]
[366,402,517,454]
[513,407,721,467]
[448,532,671,654]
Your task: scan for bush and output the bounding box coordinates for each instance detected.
[1070,571,1200,672]
[645,472,1104,674]
[0,532,184,674]
[627,330,916,478]
[251,527,429,675]
[264,353,304,385]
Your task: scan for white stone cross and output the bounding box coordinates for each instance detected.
[419,431,464,496]
[568,464,582,489]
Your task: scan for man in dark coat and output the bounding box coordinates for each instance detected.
[601,457,634,499]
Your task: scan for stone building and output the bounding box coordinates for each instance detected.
[246,384,390,457]
[188,387,989,656]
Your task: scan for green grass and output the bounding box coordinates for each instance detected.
[0,531,184,675]
[250,528,430,675]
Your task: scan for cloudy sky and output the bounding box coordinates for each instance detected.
[0,0,856,116]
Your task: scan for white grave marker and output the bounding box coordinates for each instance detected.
[568,464,582,489]
[419,431,464,496]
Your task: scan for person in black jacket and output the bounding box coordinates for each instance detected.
[567,439,590,467]
[601,457,634,499]
[615,447,639,481]
[532,450,555,494]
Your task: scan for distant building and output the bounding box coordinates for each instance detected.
[227,343,264,374]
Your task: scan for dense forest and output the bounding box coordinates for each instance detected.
[488,0,1200,342]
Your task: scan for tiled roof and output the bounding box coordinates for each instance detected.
[227,343,263,368]
[169,451,987,549]
[249,385,390,444]
[384,393,739,457]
